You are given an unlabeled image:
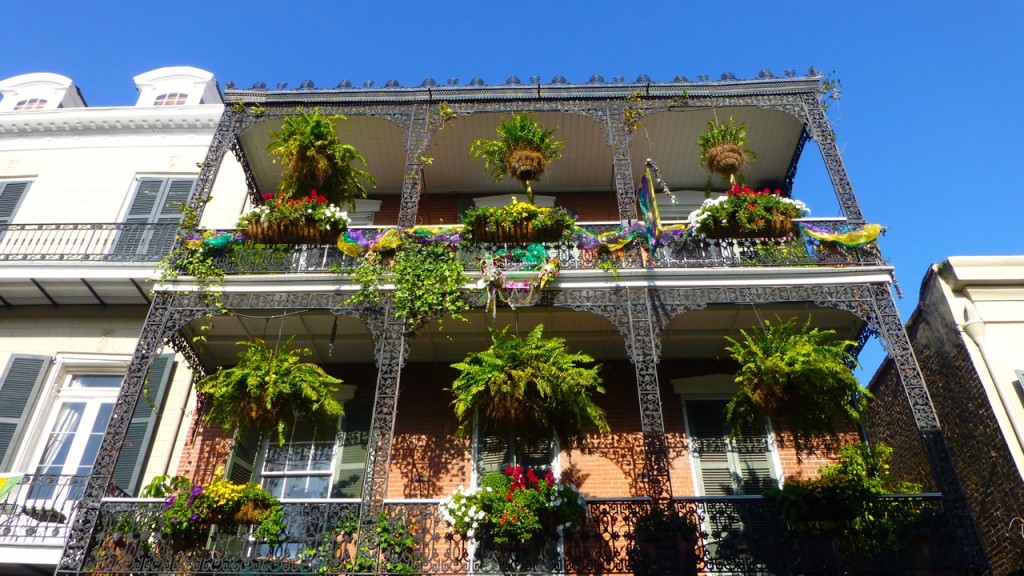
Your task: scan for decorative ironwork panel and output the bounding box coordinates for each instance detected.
[799,93,864,223]
[398,102,432,228]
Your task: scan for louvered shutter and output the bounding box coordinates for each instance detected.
[114,178,195,257]
[333,401,371,498]
[148,179,194,256]
[0,182,29,224]
[111,354,173,494]
[227,428,261,484]
[476,420,510,477]
[687,400,737,496]
[0,355,50,470]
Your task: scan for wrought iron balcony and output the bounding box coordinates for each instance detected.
[196,219,883,278]
[0,223,180,263]
[82,494,959,575]
[0,473,90,546]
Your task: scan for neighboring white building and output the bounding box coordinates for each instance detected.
[869,255,1024,574]
[0,66,245,575]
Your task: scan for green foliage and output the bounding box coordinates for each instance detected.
[470,112,564,184]
[142,473,286,545]
[743,239,816,267]
[299,512,419,575]
[195,337,344,445]
[623,90,647,133]
[460,200,576,243]
[765,443,925,556]
[236,190,351,231]
[724,317,872,456]
[450,324,609,450]
[688,184,809,236]
[439,466,586,544]
[696,116,755,167]
[268,108,376,208]
[347,237,469,333]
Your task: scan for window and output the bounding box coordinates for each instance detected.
[685,399,777,496]
[475,417,555,479]
[112,177,195,258]
[0,354,174,495]
[0,180,30,226]
[13,98,47,111]
[153,93,188,106]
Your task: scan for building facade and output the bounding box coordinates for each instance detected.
[0,66,236,575]
[0,70,983,574]
[869,256,1024,575]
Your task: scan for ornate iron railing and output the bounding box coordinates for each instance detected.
[80,494,959,575]
[200,219,883,277]
[0,223,180,262]
[0,473,91,546]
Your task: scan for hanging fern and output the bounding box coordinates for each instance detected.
[724,317,872,456]
[450,324,608,450]
[196,337,344,445]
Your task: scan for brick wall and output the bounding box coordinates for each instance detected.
[867,271,1024,574]
[368,191,622,227]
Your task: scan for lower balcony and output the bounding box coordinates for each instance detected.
[82,494,961,575]
[0,474,92,573]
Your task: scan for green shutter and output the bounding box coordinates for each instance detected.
[114,178,195,257]
[111,354,173,494]
[0,355,50,470]
[0,182,29,224]
[476,419,510,477]
[687,400,737,496]
[227,428,261,484]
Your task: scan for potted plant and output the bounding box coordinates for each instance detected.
[439,465,587,545]
[460,197,576,244]
[237,189,352,244]
[470,112,564,205]
[143,472,286,548]
[449,324,609,450]
[195,337,345,445]
[764,443,927,563]
[696,116,755,185]
[346,229,469,333]
[268,108,376,209]
[687,184,809,239]
[723,317,872,456]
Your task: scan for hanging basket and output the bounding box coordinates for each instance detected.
[231,501,270,524]
[246,220,342,245]
[702,217,794,239]
[507,148,547,182]
[471,221,565,244]
[704,143,747,178]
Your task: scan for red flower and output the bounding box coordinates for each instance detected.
[506,492,513,501]
[261,192,274,201]
[747,203,756,211]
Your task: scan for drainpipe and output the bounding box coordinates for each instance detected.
[960,302,1024,457]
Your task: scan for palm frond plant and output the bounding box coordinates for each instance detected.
[724,317,872,456]
[450,324,608,450]
[470,113,564,204]
[195,337,344,445]
[267,108,376,209]
[696,116,756,185]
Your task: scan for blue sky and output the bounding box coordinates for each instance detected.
[3,0,1022,377]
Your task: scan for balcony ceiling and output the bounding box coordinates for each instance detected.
[0,266,152,307]
[183,302,864,370]
[236,106,805,200]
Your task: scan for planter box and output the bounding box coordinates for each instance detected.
[702,217,794,239]
[246,221,342,245]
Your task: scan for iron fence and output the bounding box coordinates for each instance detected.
[0,223,180,262]
[0,473,91,545]
[80,494,961,575]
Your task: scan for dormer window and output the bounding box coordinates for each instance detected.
[153,93,188,107]
[13,98,48,111]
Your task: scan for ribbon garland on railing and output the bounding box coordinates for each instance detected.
[182,230,246,251]
[798,223,883,248]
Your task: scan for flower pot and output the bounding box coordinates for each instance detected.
[231,501,269,524]
[508,148,547,182]
[702,216,794,239]
[705,143,747,178]
[471,221,565,244]
[246,220,342,245]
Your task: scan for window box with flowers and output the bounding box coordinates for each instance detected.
[237,189,351,244]
[687,184,809,239]
[142,472,286,551]
[461,198,576,244]
[440,465,587,571]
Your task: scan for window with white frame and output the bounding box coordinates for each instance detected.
[13,98,47,111]
[153,92,188,106]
